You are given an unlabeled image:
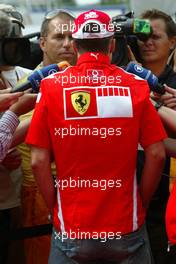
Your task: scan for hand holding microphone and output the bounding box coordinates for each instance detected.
[11,61,70,93]
[126,62,165,94]
[158,85,176,110]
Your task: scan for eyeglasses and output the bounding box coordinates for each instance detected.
[2,10,23,23]
[44,8,75,20]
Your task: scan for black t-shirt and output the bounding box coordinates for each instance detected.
[158,64,176,89]
[137,64,176,209]
[157,65,176,204]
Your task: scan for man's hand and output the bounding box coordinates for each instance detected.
[160,86,176,110]
[0,88,12,94]
[0,77,7,90]
[152,85,176,110]
[2,148,21,171]
[0,92,23,112]
[9,93,37,116]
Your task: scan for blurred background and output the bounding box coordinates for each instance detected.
[1,0,176,34]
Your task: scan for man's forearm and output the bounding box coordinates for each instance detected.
[158,106,176,133]
[33,165,56,213]
[31,147,56,213]
[11,118,31,148]
[139,142,165,208]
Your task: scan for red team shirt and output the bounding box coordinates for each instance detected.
[26,52,167,237]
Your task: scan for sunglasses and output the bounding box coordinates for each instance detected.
[44,8,75,20]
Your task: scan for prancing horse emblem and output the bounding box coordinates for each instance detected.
[71,91,90,115]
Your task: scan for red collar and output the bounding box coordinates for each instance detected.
[77,52,110,66]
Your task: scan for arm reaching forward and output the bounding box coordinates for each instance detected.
[31,146,56,213]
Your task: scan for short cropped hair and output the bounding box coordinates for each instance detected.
[40,11,75,37]
[140,9,176,38]
[74,22,112,54]
[74,38,112,54]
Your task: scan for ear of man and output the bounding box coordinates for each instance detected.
[109,38,115,54]
[72,41,78,55]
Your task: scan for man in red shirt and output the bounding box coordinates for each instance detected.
[26,9,166,264]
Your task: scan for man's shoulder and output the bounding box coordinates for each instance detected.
[44,65,74,83]
[41,65,75,96]
[111,65,150,92]
[116,65,146,81]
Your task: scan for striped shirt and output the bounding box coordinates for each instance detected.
[0,110,19,162]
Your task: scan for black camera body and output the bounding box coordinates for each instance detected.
[0,37,31,66]
[112,12,152,66]
[19,32,43,70]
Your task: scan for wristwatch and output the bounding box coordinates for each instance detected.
[154,101,163,111]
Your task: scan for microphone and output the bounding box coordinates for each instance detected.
[11,61,70,93]
[126,62,165,94]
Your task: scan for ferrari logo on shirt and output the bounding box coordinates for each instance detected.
[64,86,133,120]
[71,91,90,115]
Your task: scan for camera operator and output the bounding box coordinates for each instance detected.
[138,9,176,87]
[0,4,35,264]
[0,4,32,89]
[134,9,176,264]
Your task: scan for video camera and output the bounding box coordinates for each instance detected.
[0,10,31,67]
[19,32,43,70]
[112,11,152,66]
[0,37,31,66]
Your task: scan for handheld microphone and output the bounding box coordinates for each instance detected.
[11,64,60,93]
[11,61,70,93]
[126,62,165,94]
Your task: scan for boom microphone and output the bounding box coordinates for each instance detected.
[126,62,165,94]
[11,62,70,93]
